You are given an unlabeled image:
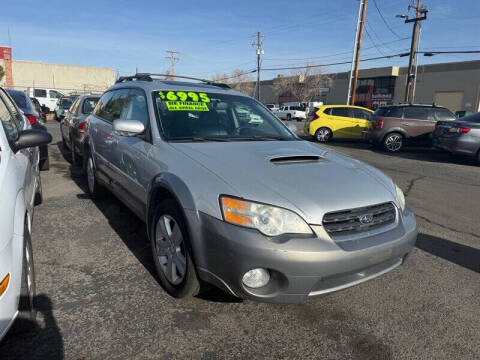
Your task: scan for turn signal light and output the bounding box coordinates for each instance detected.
[220,197,252,226]
[0,273,10,297]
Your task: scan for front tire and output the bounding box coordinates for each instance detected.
[383,132,404,152]
[19,221,37,322]
[151,199,200,298]
[315,127,332,143]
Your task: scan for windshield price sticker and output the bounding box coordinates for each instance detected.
[158,91,210,103]
[165,101,209,111]
[159,91,211,111]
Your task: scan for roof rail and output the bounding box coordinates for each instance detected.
[115,73,231,89]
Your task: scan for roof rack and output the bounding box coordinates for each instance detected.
[115,73,231,89]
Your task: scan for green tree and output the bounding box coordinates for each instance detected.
[0,65,4,83]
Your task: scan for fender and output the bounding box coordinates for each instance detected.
[384,127,409,139]
[146,173,197,230]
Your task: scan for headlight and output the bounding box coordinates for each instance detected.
[220,196,312,237]
[395,184,406,212]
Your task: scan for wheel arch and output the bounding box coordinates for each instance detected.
[383,128,409,140]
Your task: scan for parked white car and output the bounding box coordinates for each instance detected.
[26,88,64,112]
[273,105,306,121]
[0,87,51,340]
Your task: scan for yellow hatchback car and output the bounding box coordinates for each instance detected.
[305,105,373,142]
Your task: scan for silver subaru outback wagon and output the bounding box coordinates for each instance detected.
[84,74,417,303]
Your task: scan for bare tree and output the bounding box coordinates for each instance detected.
[211,69,254,96]
[0,65,4,83]
[273,64,330,103]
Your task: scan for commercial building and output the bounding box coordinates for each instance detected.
[259,60,480,113]
[0,46,115,94]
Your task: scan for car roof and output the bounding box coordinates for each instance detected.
[318,104,373,112]
[380,104,446,108]
[109,75,245,97]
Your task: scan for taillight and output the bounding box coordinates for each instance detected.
[78,122,86,134]
[312,113,319,121]
[26,114,37,125]
[449,127,470,134]
[376,118,384,130]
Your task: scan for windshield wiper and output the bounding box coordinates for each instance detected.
[228,136,293,141]
[169,136,232,142]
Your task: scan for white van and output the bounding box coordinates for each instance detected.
[26,88,65,112]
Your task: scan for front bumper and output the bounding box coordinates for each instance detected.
[189,208,417,303]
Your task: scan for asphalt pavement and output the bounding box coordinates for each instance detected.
[0,121,478,360]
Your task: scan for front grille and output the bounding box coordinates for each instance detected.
[322,202,396,236]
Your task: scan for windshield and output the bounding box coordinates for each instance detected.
[153,90,296,141]
[60,98,74,109]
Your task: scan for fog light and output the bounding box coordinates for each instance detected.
[242,268,270,288]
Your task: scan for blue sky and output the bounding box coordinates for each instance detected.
[1,0,479,80]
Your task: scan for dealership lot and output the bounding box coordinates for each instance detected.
[0,122,478,359]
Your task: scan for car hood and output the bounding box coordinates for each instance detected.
[170,140,397,224]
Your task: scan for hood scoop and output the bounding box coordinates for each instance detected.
[268,152,327,165]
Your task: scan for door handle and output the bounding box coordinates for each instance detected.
[401,122,410,126]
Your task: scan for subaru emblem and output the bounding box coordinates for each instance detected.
[359,214,374,224]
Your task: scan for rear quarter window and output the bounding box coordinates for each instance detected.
[435,108,456,121]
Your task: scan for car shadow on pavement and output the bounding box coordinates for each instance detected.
[416,233,480,273]
[302,137,479,167]
[59,142,241,303]
[0,294,64,360]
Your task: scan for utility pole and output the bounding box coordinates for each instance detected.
[349,0,368,106]
[254,32,263,101]
[347,0,363,104]
[165,50,179,80]
[402,0,427,103]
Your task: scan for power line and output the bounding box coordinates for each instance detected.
[372,0,404,39]
[263,37,409,62]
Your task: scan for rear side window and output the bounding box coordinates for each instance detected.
[404,107,434,120]
[331,107,349,117]
[49,90,63,99]
[7,91,27,109]
[373,107,388,116]
[82,97,100,114]
[386,107,403,118]
[34,89,47,97]
[434,108,456,121]
[352,108,371,119]
[323,107,332,115]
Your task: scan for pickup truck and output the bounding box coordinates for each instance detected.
[273,105,306,121]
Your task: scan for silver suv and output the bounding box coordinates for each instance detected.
[84,74,417,303]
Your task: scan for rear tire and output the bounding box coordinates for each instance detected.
[71,139,80,166]
[151,199,200,298]
[383,132,404,152]
[84,153,104,199]
[315,127,332,143]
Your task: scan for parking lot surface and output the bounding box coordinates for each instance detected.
[0,122,479,360]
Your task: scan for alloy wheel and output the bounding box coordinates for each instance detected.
[155,215,187,285]
[316,128,331,142]
[385,134,403,152]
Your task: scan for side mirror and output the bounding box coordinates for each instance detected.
[113,119,145,137]
[287,124,297,134]
[13,129,52,153]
